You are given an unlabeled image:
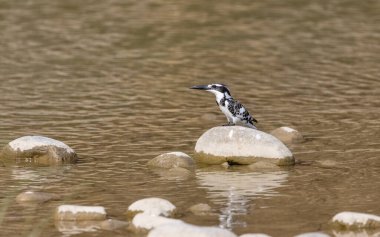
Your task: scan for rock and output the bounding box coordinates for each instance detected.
[131,213,183,232]
[55,205,107,221]
[240,234,272,237]
[0,136,77,164]
[294,233,331,237]
[151,167,193,181]
[167,167,193,175]
[147,222,237,237]
[16,191,61,203]
[331,212,380,229]
[99,219,128,231]
[148,152,194,169]
[194,126,294,165]
[188,203,212,215]
[270,127,304,145]
[127,197,176,219]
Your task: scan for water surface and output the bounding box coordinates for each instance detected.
[0,0,379,236]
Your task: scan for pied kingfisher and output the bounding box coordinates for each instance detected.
[190,83,258,129]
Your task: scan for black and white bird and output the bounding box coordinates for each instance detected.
[190,83,258,129]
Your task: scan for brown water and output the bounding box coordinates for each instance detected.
[0,0,380,236]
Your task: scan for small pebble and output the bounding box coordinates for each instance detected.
[270,126,304,145]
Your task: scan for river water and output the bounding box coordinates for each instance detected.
[0,0,379,236]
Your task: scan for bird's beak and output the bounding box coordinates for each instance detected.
[190,85,209,90]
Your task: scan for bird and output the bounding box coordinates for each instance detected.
[190,83,258,129]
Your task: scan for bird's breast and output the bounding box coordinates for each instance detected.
[219,103,233,118]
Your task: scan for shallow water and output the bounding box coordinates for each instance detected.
[0,0,379,236]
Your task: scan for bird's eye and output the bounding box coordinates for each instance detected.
[211,85,216,88]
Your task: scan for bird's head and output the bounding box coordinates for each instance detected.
[190,83,231,100]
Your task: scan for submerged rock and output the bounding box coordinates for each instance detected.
[188,203,212,216]
[147,222,237,237]
[16,191,60,203]
[270,127,304,145]
[127,197,176,219]
[148,152,194,169]
[151,167,193,181]
[55,205,107,221]
[0,136,77,164]
[131,213,183,232]
[194,126,294,165]
[331,212,380,229]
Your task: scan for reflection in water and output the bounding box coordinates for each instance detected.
[196,169,288,229]
[11,169,40,181]
[11,165,71,183]
[56,221,101,236]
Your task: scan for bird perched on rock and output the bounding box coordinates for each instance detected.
[190,83,258,129]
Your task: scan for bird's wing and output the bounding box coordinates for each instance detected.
[228,99,258,124]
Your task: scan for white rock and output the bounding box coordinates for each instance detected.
[270,127,304,145]
[147,222,237,237]
[127,197,176,218]
[331,212,380,229]
[1,136,77,164]
[240,234,272,237]
[148,152,194,169]
[132,213,183,231]
[294,232,331,237]
[195,126,294,165]
[55,205,107,221]
[9,136,74,153]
